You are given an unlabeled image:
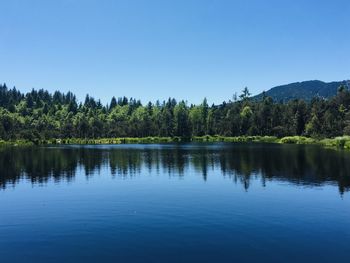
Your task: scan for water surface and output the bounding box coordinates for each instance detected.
[0,143,349,262]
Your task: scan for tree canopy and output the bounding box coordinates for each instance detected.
[1,83,350,141]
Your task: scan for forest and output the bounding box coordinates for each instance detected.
[0,83,350,142]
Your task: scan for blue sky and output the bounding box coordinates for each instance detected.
[0,0,349,104]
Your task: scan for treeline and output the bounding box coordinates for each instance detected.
[0,83,350,141]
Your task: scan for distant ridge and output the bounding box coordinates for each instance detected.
[254,80,350,102]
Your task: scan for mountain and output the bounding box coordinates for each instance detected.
[254,80,350,102]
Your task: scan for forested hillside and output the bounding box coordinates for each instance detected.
[254,80,350,102]
[1,83,350,141]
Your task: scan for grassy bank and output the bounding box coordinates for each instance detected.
[195,135,350,150]
[1,136,350,150]
[0,139,34,146]
[277,135,350,150]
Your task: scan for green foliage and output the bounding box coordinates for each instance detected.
[279,136,316,144]
[1,83,350,146]
[319,136,350,149]
[240,106,253,118]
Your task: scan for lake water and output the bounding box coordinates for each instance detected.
[0,143,350,263]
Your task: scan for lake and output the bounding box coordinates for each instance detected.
[0,143,350,263]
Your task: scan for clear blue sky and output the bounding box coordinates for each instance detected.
[1,0,349,104]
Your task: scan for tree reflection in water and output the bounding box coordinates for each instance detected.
[1,143,349,195]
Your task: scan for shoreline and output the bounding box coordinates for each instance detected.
[1,135,350,150]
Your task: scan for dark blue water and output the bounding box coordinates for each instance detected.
[0,143,349,263]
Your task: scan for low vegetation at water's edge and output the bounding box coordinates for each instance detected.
[2,136,350,151]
